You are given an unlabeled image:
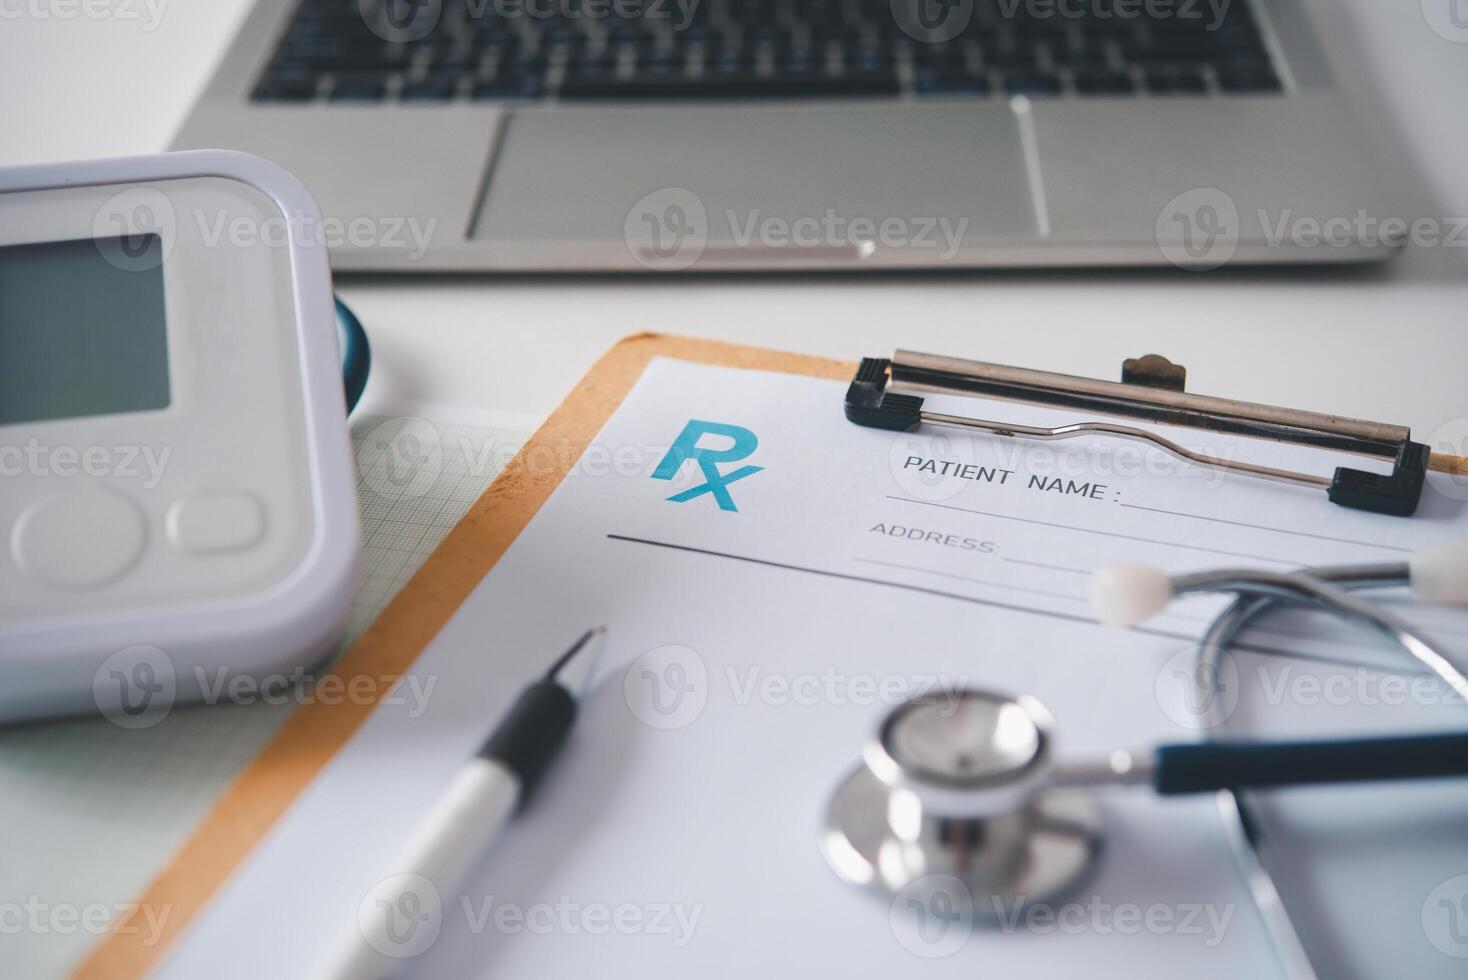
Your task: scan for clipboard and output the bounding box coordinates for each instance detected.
[76,331,1463,977]
[76,333,855,979]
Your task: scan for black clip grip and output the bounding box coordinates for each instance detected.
[1328,441,1431,517]
[845,358,924,432]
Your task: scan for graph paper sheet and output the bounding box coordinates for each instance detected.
[346,411,534,647]
[0,407,532,980]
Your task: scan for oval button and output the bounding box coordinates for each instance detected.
[166,493,265,555]
[12,490,146,589]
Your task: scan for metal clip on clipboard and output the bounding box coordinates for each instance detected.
[845,350,1468,517]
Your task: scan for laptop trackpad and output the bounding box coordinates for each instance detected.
[472,106,1038,266]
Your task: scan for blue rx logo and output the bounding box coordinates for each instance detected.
[652,420,762,512]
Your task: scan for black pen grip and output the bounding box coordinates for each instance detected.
[478,681,577,809]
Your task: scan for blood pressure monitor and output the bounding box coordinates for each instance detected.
[0,151,360,723]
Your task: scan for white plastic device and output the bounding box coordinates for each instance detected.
[0,151,360,723]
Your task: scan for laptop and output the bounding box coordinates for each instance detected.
[173,0,1397,272]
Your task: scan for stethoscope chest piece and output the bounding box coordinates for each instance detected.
[821,689,1102,913]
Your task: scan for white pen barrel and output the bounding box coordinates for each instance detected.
[316,758,521,980]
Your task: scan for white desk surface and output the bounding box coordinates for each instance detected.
[2,2,1468,977]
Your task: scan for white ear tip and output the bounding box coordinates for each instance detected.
[1090,564,1174,627]
[1410,542,1468,604]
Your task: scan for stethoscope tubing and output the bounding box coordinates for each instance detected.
[1179,564,1468,707]
[1152,731,1468,794]
[1190,563,1467,980]
[1075,565,1468,795]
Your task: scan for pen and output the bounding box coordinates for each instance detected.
[317,626,607,980]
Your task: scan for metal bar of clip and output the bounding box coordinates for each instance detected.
[845,351,1468,517]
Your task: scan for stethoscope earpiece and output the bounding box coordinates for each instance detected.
[1088,563,1174,626]
[1089,541,1468,629]
[1408,540,1468,604]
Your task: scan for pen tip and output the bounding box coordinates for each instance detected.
[547,627,607,696]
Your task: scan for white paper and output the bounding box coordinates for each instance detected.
[156,359,1468,980]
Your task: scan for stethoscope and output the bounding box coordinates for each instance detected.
[821,542,1468,979]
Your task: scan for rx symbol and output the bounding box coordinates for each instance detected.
[652,420,763,512]
[112,661,164,716]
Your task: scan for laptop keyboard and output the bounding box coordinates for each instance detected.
[253,0,1283,103]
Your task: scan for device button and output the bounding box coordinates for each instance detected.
[166,494,265,555]
[12,490,146,589]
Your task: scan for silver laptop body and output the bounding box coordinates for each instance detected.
[174,0,1397,272]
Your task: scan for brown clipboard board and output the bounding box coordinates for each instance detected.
[75,333,854,979]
